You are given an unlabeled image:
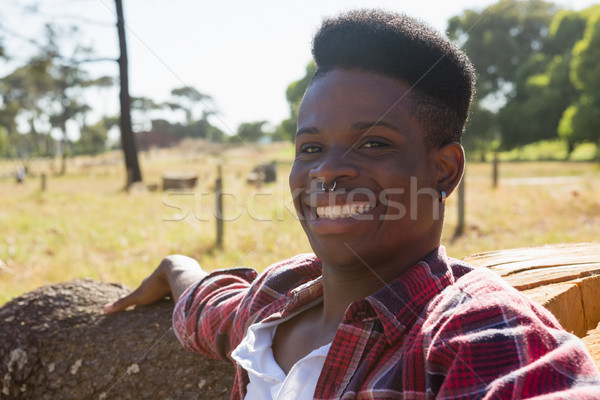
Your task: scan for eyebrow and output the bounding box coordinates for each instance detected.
[296,120,403,136]
[296,127,319,136]
[351,121,403,134]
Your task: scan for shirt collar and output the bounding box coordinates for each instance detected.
[262,248,456,344]
[366,246,456,344]
[261,275,324,324]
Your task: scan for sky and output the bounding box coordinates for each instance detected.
[1,0,598,139]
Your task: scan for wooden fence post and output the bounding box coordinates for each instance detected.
[215,164,224,249]
[493,153,499,188]
[455,173,466,236]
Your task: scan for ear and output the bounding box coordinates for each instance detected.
[434,142,464,197]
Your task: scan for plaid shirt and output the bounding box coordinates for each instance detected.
[173,247,600,399]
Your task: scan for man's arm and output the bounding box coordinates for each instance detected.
[104,255,208,314]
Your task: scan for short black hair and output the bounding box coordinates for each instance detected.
[311,9,476,148]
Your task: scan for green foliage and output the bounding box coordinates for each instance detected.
[448,0,558,152]
[0,24,114,160]
[450,1,600,156]
[448,0,557,100]
[171,86,210,102]
[148,118,225,142]
[462,104,498,161]
[570,11,600,92]
[278,62,316,141]
[189,119,225,142]
[558,8,600,157]
[170,86,213,123]
[559,96,600,153]
[546,10,587,55]
[236,121,268,143]
[0,127,7,157]
[128,85,226,143]
[76,122,108,155]
[498,53,577,149]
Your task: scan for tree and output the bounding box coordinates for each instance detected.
[0,127,7,157]
[0,0,143,173]
[463,104,498,161]
[448,0,557,101]
[169,86,213,124]
[447,0,558,151]
[236,121,268,143]
[47,26,108,173]
[115,0,142,186]
[0,90,25,158]
[130,96,165,131]
[497,52,578,150]
[0,54,55,157]
[161,86,225,141]
[277,62,316,141]
[134,85,225,142]
[496,7,593,152]
[0,279,234,399]
[558,8,600,158]
[0,23,114,162]
[76,120,108,155]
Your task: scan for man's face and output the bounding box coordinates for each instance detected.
[289,69,443,269]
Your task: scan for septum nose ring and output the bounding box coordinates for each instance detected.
[321,180,336,192]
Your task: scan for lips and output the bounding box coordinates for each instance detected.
[316,202,375,219]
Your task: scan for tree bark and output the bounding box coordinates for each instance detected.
[115,0,142,187]
[0,279,235,399]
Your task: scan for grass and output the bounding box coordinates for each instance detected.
[485,140,598,162]
[1,142,599,305]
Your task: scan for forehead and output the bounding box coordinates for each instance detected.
[298,69,417,130]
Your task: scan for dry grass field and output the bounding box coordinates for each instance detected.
[1,141,599,305]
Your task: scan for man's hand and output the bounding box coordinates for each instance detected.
[104,255,208,314]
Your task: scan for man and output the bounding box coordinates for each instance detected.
[105,9,600,399]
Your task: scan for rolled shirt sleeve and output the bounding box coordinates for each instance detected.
[172,267,258,360]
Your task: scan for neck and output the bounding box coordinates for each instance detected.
[318,243,439,323]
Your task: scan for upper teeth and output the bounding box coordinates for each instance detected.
[316,203,374,219]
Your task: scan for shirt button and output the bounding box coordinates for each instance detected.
[282,391,295,400]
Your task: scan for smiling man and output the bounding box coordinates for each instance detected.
[105,9,600,399]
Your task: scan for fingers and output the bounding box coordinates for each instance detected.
[103,255,201,315]
[103,294,136,314]
[103,274,171,314]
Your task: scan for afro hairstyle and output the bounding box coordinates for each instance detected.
[310,9,476,148]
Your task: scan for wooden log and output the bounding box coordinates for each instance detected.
[465,243,600,276]
[582,321,600,371]
[522,282,587,337]
[162,172,198,191]
[464,242,600,361]
[0,279,234,399]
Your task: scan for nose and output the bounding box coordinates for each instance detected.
[308,145,359,184]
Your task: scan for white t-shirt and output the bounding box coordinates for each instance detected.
[231,311,331,400]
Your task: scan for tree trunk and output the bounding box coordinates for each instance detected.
[0,279,235,399]
[115,0,142,187]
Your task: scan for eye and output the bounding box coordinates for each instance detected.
[359,140,388,149]
[300,144,322,154]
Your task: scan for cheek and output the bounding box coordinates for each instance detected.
[288,165,305,211]
[288,164,301,191]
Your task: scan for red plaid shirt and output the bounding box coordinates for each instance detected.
[173,247,600,399]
